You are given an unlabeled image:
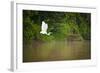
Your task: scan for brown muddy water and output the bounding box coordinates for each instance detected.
[23,40,91,62]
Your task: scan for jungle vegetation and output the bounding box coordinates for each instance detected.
[23,10,91,43]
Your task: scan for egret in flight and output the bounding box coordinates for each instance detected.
[40,21,51,35]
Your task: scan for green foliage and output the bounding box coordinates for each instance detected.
[23,10,91,42]
[38,34,55,42]
[77,13,91,40]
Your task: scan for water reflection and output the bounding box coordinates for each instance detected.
[23,40,91,62]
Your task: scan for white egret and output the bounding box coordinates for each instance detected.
[40,21,51,35]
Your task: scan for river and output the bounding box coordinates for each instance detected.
[23,40,91,62]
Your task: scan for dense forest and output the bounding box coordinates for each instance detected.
[23,10,91,43]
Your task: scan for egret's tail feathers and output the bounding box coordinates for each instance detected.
[47,32,51,35]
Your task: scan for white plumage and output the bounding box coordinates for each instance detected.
[40,21,51,35]
[40,21,48,34]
